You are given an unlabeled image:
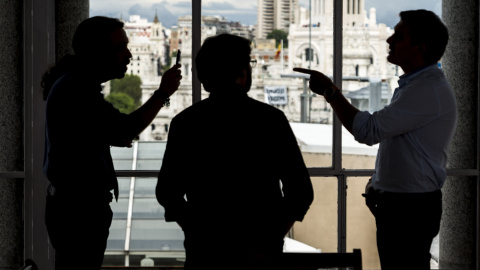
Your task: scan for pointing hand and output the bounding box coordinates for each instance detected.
[293,68,337,95]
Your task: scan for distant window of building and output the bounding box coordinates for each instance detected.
[305,48,314,61]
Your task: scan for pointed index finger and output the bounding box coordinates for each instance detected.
[293,68,316,75]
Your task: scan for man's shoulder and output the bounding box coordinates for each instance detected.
[413,65,447,82]
[177,95,284,114]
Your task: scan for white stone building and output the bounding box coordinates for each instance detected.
[123,14,167,81]
[138,0,400,140]
[288,0,398,92]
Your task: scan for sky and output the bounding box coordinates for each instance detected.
[90,0,442,28]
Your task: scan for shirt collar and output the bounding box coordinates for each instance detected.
[398,63,438,88]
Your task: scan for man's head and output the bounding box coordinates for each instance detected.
[387,10,448,73]
[73,16,132,81]
[195,34,252,92]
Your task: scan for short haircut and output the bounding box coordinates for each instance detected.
[195,34,252,92]
[400,10,449,64]
[72,16,124,57]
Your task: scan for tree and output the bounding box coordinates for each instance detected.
[110,74,142,107]
[105,92,137,114]
[267,29,288,48]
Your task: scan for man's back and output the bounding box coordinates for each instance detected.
[157,85,313,264]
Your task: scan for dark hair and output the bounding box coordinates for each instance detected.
[399,10,449,64]
[72,16,124,57]
[41,16,124,100]
[195,34,251,92]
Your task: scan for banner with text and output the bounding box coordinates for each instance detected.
[265,86,288,105]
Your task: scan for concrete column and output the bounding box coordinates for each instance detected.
[56,0,89,59]
[22,1,89,269]
[0,0,24,268]
[441,1,479,269]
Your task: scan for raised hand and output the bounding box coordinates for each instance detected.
[159,64,183,97]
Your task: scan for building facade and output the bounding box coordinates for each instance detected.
[257,0,299,39]
[288,1,397,92]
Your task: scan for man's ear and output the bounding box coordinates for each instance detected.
[234,68,248,86]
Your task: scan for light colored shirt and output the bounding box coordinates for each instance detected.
[352,64,457,193]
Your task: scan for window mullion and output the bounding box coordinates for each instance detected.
[332,0,346,255]
[192,0,202,104]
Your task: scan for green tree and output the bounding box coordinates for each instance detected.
[267,29,288,48]
[110,74,142,107]
[105,92,137,114]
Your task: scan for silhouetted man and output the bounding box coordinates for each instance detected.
[156,34,314,270]
[42,16,182,270]
[295,10,457,270]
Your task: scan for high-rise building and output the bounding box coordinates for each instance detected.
[257,0,299,39]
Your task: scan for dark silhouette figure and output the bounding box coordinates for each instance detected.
[42,16,182,270]
[156,34,314,270]
[295,10,456,270]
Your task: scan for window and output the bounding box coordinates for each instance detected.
[14,0,462,269]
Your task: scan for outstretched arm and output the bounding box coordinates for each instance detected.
[293,68,359,134]
[125,64,182,137]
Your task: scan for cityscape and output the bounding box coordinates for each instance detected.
[98,0,436,269]
[102,0,397,142]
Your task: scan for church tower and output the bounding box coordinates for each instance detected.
[150,10,165,74]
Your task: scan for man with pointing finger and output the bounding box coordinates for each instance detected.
[295,10,456,270]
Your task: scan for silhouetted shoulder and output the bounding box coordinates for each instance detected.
[173,94,287,123]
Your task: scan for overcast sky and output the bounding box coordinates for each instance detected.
[90,0,442,28]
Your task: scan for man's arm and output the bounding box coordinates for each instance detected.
[125,64,182,138]
[155,118,188,226]
[293,68,359,134]
[276,113,314,224]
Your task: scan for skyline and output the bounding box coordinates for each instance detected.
[90,0,442,29]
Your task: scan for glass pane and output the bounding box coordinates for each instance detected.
[103,254,125,267]
[106,219,127,251]
[118,177,131,197]
[128,254,185,268]
[292,177,337,253]
[341,0,395,170]
[346,176,379,270]
[132,198,165,219]
[111,197,129,219]
[110,146,133,170]
[130,220,185,251]
[134,177,157,197]
[136,141,167,170]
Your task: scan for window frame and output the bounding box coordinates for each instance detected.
[15,0,480,268]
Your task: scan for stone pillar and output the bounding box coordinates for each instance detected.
[56,1,89,59]
[21,1,89,269]
[0,0,24,268]
[441,1,479,269]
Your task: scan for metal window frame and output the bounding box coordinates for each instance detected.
[17,0,480,269]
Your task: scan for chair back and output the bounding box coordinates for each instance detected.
[280,249,363,270]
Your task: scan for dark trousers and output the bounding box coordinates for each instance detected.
[45,193,113,270]
[374,190,442,270]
